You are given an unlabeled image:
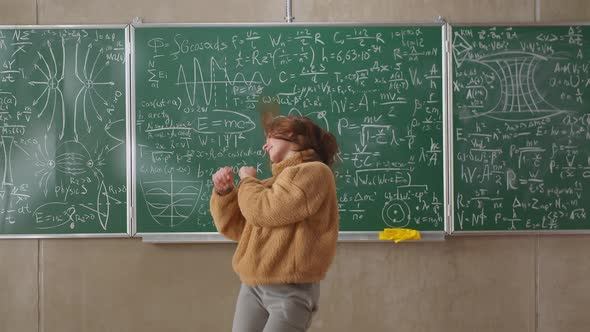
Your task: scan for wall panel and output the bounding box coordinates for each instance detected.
[0,240,38,332]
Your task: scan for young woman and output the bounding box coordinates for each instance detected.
[210,115,339,332]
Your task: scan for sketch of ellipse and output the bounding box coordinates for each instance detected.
[33,202,71,230]
[96,181,110,230]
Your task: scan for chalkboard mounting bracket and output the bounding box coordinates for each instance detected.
[284,0,295,23]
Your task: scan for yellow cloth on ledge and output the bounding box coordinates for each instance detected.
[379,228,421,243]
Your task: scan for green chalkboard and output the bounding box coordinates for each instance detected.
[0,27,129,236]
[451,25,590,232]
[133,24,446,236]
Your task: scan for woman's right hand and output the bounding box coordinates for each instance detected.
[212,166,234,195]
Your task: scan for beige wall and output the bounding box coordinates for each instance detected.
[1,0,590,331]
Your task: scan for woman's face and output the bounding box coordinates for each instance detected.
[263,136,296,163]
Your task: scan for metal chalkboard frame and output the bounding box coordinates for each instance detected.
[0,24,132,238]
[447,22,590,235]
[130,22,450,243]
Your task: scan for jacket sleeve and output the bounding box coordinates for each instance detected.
[237,163,334,228]
[210,188,245,241]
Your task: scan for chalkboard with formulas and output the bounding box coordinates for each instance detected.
[451,25,590,233]
[133,24,448,239]
[0,26,130,237]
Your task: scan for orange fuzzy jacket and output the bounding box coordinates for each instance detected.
[210,150,339,285]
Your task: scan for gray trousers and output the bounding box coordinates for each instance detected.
[232,282,320,332]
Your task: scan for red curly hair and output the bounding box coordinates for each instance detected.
[264,115,339,167]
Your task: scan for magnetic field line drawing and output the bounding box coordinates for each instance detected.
[31,37,116,140]
[33,138,106,196]
[29,38,66,138]
[453,32,572,122]
[73,42,115,140]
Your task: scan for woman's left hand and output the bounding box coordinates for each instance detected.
[238,166,257,179]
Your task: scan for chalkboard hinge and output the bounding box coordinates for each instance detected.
[126,39,132,59]
[444,38,451,57]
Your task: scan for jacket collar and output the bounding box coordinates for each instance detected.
[271,149,319,176]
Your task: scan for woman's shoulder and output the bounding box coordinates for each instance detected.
[278,161,336,193]
[288,161,333,176]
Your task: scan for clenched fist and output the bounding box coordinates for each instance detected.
[212,166,234,195]
[238,166,257,180]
